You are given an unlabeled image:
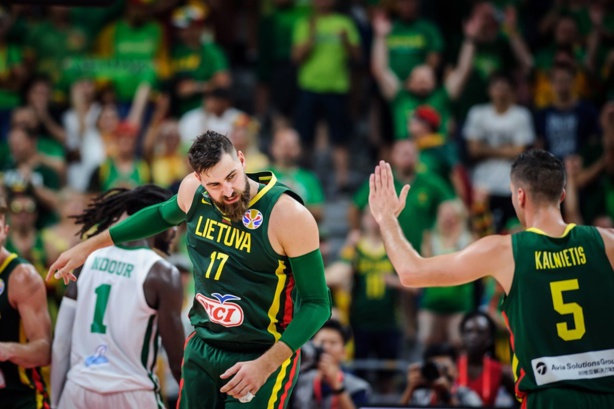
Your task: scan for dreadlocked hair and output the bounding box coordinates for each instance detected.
[74,184,173,239]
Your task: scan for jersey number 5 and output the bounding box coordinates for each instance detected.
[549,279,586,341]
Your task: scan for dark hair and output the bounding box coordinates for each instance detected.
[423,343,457,362]
[488,71,515,88]
[9,125,37,140]
[188,130,236,174]
[319,319,352,345]
[460,310,497,357]
[74,184,173,239]
[511,149,566,204]
[0,196,7,217]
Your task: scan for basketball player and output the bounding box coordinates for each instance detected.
[49,131,330,408]
[50,185,184,409]
[0,197,51,408]
[368,149,614,408]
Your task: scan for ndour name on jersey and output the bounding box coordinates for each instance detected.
[194,216,252,253]
[535,246,586,270]
[91,257,134,277]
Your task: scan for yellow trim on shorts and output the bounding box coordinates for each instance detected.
[18,323,31,387]
[266,355,292,409]
[266,260,287,341]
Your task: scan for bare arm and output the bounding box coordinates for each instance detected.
[292,18,317,64]
[51,297,76,407]
[371,12,401,100]
[0,264,51,368]
[503,8,533,76]
[144,261,185,383]
[444,17,479,101]
[325,260,352,289]
[597,227,614,271]
[368,161,514,292]
[467,140,527,161]
[126,83,152,128]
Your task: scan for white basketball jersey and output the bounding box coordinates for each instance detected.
[68,245,164,394]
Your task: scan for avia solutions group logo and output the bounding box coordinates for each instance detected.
[535,362,548,375]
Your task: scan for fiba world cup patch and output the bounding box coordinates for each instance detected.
[242,209,263,230]
[0,279,4,296]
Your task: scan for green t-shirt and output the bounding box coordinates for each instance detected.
[270,166,325,207]
[171,41,229,114]
[0,44,23,109]
[88,159,151,193]
[391,87,451,140]
[293,13,359,93]
[416,136,459,188]
[387,18,444,81]
[449,35,515,121]
[353,171,455,251]
[534,45,585,71]
[340,239,399,331]
[258,4,310,81]
[26,20,91,100]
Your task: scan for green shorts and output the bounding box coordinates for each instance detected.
[0,390,43,409]
[524,387,614,409]
[177,333,301,409]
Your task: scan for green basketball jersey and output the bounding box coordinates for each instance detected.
[0,253,49,402]
[501,224,614,401]
[185,172,304,351]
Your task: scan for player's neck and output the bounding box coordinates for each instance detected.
[525,206,569,237]
[247,178,261,201]
[118,239,149,249]
[0,247,11,265]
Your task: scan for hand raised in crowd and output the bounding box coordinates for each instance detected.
[368,161,410,225]
[372,10,392,38]
[502,6,518,33]
[463,11,482,39]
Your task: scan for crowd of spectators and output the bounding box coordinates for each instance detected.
[1,0,614,407]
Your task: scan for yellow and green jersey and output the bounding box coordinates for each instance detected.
[501,224,614,401]
[0,254,49,406]
[186,172,303,351]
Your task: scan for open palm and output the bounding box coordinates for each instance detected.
[368,161,410,225]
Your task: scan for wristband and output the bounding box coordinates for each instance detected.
[331,385,346,395]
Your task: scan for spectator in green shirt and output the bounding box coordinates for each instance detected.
[386,0,444,81]
[292,0,362,191]
[170,4,231,116]
[270,127,325,223]
[0,11,27,140]
[372,10,474,140]
[257,0,310,123]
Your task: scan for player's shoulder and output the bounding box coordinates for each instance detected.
[272,192,313,222]
[475,234,513,254]
[8,262,45,297]
[177,173,200,211]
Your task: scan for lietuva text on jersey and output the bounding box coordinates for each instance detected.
[194,216,252,253]
[91,256,135,277]
[534,246,587,270]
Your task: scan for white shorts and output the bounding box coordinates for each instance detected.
[58,379,163,409]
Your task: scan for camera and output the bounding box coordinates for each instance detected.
[420,360,444,384]
[300,341,325,372]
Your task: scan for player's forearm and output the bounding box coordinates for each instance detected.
[379,215,422,286]
[2,339,50,368]
[109,195,186,244]
[256,341,293,376]
[51,298,76,408]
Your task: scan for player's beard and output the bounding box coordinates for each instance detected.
[212,175,251,222]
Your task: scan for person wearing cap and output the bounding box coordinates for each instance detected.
[170,4,232,116]
[410,105,467,202]
[86,121,151,193]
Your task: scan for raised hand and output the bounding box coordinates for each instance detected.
[368,161,410,225]
[372,10,392,37]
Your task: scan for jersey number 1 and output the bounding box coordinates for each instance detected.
[550,279,586,341]
[91,284,112,334]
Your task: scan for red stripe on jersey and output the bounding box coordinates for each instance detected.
[281,275,295,329]
[501,311,515,350]
[31,368,50,409]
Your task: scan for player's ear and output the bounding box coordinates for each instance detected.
[237,150,246,168]
[518,187,526,207]
[193,171,201,182]
[560,189,566,204]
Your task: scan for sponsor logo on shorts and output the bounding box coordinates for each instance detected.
[196,293,244,327]
[242,209,263,230]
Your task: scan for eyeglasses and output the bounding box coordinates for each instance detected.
[9,201,36,214]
